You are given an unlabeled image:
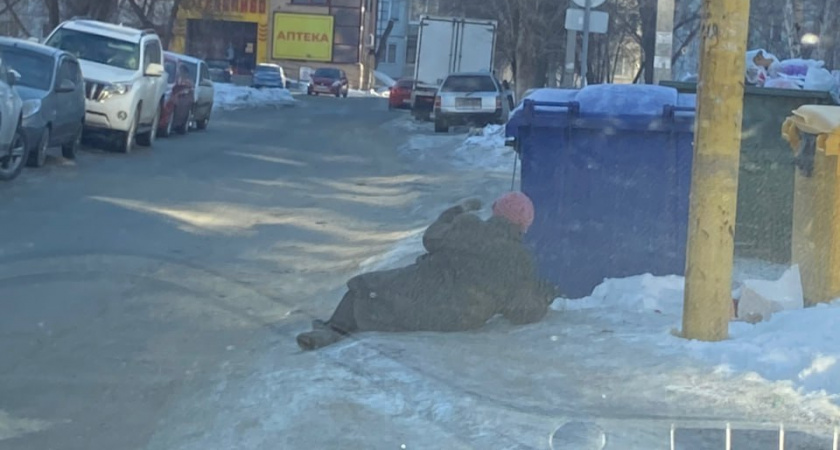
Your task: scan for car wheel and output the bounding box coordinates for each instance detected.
[335,90,341,98]
[137,105,160,147]
[196,115,209,131]
[159,112,173,138]
[27,127,49,168]
[176,109,192,135]
[434,118,449,133]
[0,126,27,181]
[62,125,81,160]
[114,109,139,153]
[342,89,348,98]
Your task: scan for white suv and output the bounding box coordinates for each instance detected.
[45,20,167,153]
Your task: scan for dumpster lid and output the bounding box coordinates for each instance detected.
[506,88,578,139]
[576,84,679,117]
[661,80,834,100]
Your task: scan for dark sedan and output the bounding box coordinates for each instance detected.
[0,37,85,167]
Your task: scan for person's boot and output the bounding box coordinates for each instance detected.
[296,329,345,351]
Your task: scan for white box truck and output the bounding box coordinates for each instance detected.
[410,16,498,121]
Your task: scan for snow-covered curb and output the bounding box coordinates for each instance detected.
[213,84,296,111]
[552,273,840,401]
[396,120,517,173]
[454,124,516,172]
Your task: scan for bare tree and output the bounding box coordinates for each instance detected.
[375,19,395,64]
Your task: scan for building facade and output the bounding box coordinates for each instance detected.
[374,0,410,80]
[268,0,377,89]
[170,0,377,89]
[170,0,271,74]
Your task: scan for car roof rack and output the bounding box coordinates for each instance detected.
[141,28,157,36]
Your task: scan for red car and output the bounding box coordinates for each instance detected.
[159,53,196,137]
[388,78,414,110]
[307,67,349,97]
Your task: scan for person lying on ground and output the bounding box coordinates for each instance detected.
[296,191,557,351]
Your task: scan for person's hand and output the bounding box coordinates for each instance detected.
[460,198,483,212]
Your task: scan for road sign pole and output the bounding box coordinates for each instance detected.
[563,29,576,87]
[580,0,591,87]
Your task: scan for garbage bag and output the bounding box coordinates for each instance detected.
[765,77,803,89]
[803,67,837,91]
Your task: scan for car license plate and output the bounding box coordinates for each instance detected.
[315,85,331,92]
[456,97,482,109]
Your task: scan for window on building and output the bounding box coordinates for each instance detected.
[386,43,397,64]
[405,33,417,64]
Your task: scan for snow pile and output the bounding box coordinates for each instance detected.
[452,124,516,173]
[552,273,840,401]
[213,84,296,110]
[374,70,397,87]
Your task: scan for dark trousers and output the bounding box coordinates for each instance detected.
[326,290,360,334]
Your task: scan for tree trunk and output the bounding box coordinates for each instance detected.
[639,0,657,84]
[44,0,60,30]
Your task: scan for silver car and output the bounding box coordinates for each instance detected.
[252,63,287,89]
[0,37,85,167]
[433,72,514,133]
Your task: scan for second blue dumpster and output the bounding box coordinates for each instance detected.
[508,85,696,298]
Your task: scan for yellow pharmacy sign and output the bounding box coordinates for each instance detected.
[272,13,334,62]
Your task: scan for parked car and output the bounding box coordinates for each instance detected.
[433,72,513,133]
[0,37,85,167]
[388,78,414,110]
[206,59,233,83]
[161,52,214,133]
[44,19,168,153]
[0,64,25,181]
[252,63,287,89]
[307,67,348,98]
[160,52,195,136]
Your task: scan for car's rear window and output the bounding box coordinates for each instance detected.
[0,47,53,90]
[255,65,278,73]
[441,75,497,93]
[314,68,340,78]
[164,60,177,83]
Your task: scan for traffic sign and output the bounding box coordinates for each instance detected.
[565,8,609,34]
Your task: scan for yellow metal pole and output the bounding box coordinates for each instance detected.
[681,0,751,341]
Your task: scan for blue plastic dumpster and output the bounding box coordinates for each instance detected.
[507,85,696,298]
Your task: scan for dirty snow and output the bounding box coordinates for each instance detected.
[395,118,516,173]
[146,269,840,450]
[213,84,296,110]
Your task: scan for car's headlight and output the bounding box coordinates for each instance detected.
[100,82,133,99]
[22,99,41,119]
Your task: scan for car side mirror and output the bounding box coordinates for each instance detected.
[6,70,19,86]
[57,79,76,93]
[145,63,164,77]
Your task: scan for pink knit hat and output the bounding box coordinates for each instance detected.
[492,192,535,232]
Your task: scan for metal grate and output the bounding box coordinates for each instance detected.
[84,80,104,101]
